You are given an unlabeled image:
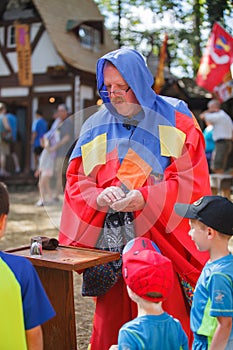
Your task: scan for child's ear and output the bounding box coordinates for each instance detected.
[0,214,7,238]
[207,227,215,239]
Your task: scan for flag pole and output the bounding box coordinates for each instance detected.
[153,33,168,94]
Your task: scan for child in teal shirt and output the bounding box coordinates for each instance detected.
[175,195,233,350]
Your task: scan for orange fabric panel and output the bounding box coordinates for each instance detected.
[116,148,152,190]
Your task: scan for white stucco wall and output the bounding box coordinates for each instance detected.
[0,22,64,76]
[31,29,64,73]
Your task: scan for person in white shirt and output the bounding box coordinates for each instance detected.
[200,99,233,173]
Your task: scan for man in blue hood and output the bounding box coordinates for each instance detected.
[59,48,211,350]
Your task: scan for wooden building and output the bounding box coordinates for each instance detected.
[0,0,116,178]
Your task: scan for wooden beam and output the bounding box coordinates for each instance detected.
[31,23,45,53]
[0,41,14,74]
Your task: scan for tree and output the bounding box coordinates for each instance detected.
[206,0,232,28]
[94,0,233,77]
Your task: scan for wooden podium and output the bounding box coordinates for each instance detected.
[6,245,120,350]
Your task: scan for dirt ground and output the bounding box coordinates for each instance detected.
[0,189,95,350]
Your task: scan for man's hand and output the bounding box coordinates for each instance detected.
[97,186,126,207]
[97,187,145,212]
[199,112,206,120]
[110,189,145,212]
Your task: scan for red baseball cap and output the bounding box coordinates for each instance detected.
[122,237,174,302]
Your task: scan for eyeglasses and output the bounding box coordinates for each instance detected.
[100,86,131,98]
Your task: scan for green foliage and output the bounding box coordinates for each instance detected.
[94,0,233,78]
[206,0,232,27]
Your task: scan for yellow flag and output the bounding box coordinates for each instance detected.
[81,133,107,175]
[15,23,33,86]
[159,125,186,158]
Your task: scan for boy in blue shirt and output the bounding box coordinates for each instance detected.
[175,196,233,350]
[0,182,55,349]
[110,236,188,350]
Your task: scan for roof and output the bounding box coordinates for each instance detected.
[32,0,117,73]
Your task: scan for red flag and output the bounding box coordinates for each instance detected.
[196,22,233,92]
[153,34,168,94]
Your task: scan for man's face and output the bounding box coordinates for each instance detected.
[103,63,141,118]
[57,106,68,120]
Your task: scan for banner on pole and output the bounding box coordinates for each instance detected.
[196,22,233,93]
[214,79,233,102]
[15,23,33,86]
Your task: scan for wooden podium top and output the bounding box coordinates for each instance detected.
[6,245,120,271]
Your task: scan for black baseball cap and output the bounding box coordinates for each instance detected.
[174,196,233,236]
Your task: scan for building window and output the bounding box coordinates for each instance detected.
[7,25,16,47]
[78,24,100,52]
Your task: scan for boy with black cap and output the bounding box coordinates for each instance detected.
[0,182,55,349]
[110,236,188,350]
[175,195,233,350]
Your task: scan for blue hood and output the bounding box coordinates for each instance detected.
[70,48,192,175]
[97,48,157,113]
[97,48,191,118]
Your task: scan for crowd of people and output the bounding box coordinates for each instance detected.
[0,102,74,208]
[34,104,74,206]
[0,48,232,350]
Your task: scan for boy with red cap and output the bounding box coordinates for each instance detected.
[110,236,188,350]
[175,195,233,350]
